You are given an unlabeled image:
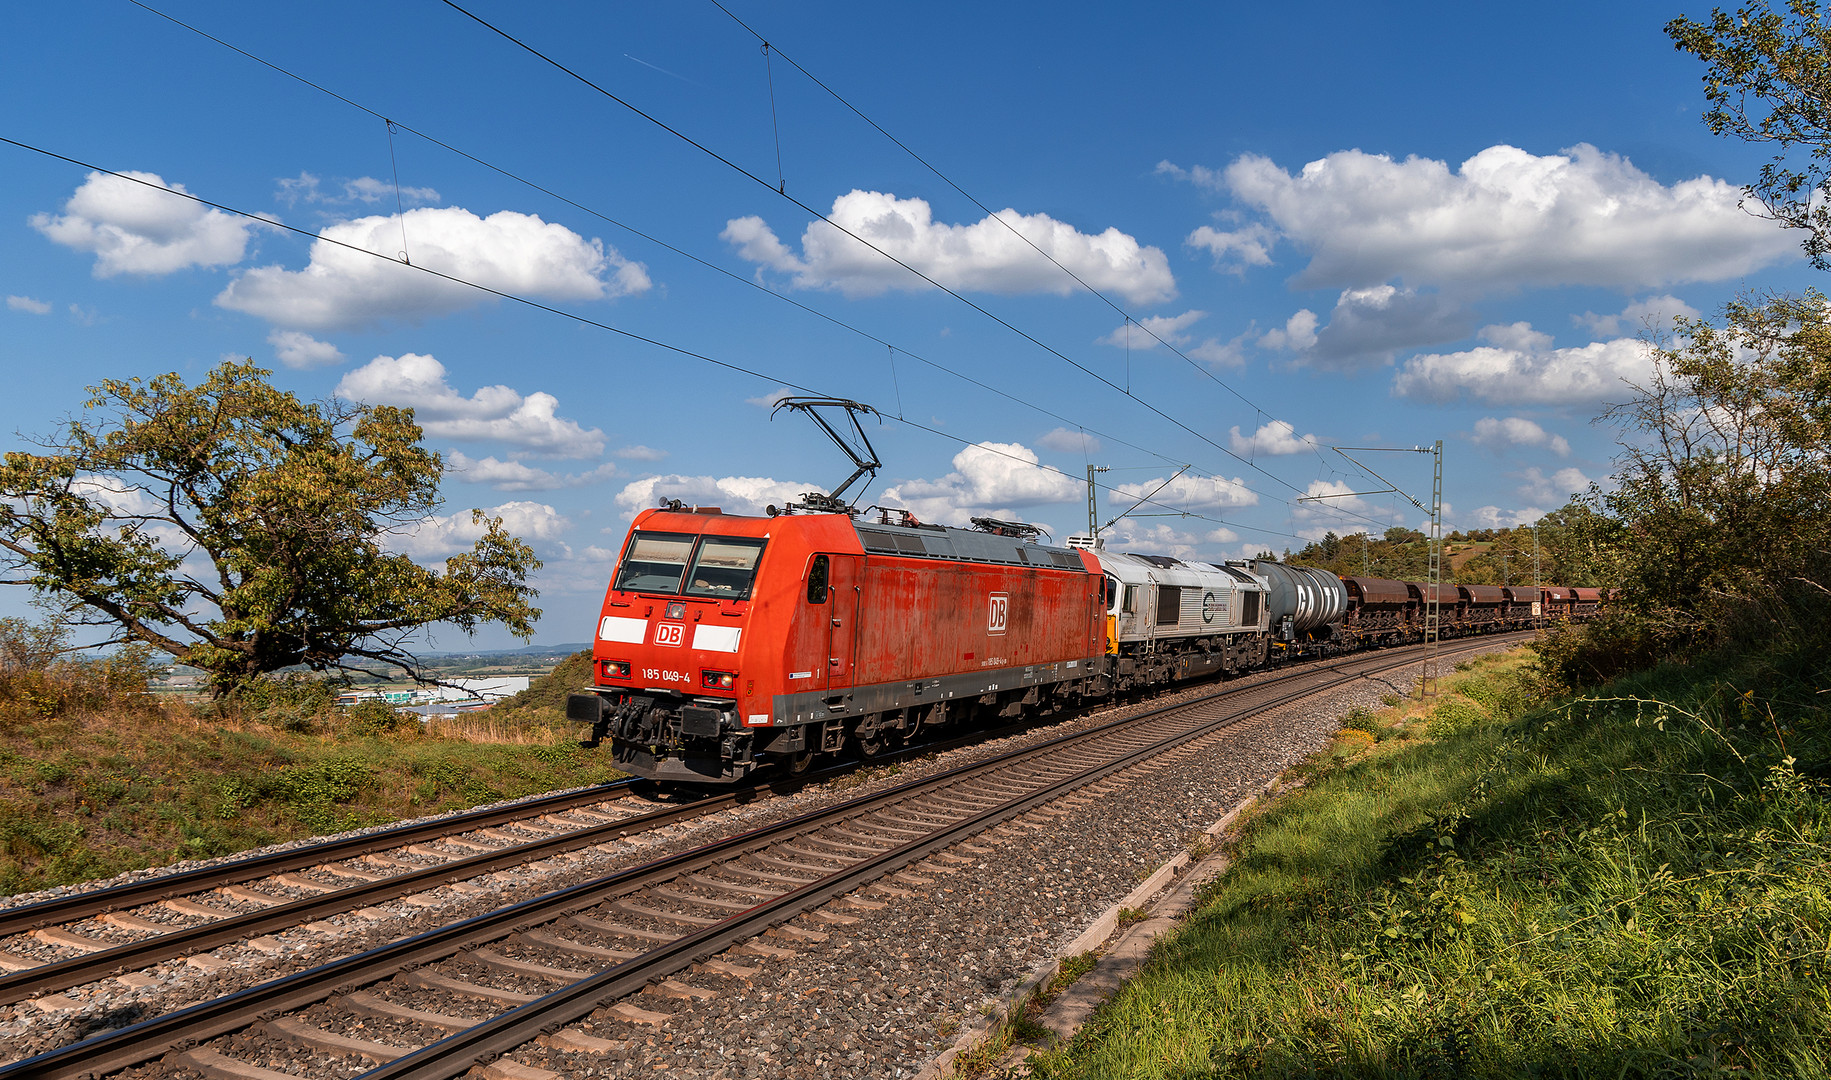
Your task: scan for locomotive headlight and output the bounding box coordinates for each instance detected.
[701,669,738,690]
[600,659,631,680]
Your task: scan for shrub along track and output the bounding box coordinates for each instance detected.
[2,635,1527,1080]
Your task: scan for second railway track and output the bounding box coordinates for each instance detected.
[4,635,1525,1080]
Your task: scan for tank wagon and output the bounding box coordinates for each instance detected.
[571,506,1608,783]
[1245,559,1347,652]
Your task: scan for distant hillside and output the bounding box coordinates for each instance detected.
[497,650,593,712]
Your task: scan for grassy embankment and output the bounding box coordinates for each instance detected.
[0,649,605,896]
[1023,642,1829,1078]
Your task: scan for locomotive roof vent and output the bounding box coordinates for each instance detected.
[1066,533,1104,550]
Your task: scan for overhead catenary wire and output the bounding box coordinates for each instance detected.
[0,134,1311,544]
[705,0,1337,476]
[114,0,1389,535]
[710,4,1259,412]
[433,0,1359,508]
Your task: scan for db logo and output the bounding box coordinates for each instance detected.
[654,623,686,647]
[987,592,1009,635]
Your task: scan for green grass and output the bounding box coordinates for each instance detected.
[0,697,623,896]
[1024,648,1831,1079]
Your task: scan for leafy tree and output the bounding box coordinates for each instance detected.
[0,361,542,697]
[1670,1,1831,266]
[1600,294,1831,631]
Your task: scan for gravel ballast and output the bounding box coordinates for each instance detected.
[2,643,1517,1075]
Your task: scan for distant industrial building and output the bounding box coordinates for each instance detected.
[336,676,531,712]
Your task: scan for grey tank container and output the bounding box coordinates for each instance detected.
[1244,560,1347,640]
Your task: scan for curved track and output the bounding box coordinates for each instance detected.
[3,634,1526,1080]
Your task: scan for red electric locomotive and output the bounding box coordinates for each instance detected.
[569,506,1107,782]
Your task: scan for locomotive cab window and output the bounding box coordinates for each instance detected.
[1121,584,1137,614]
[684,537,766,600]
[806,554,829,604]
[614,532,695,594]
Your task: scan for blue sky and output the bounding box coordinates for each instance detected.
[0,0,1815,649]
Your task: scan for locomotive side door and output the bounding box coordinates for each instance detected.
[824,554,863,690]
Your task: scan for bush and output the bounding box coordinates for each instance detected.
[1530,609,1667,695]
[341,698,413,738]
[0,618,158,719]
[1425,695,1487,739]
[1338,706,1378,733]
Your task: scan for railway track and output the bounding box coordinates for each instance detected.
[0,707,1093,1009]
[4,634,1524,1080]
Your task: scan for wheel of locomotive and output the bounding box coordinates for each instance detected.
[852,718,886,758]
[786,745,819,775]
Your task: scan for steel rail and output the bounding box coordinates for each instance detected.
[0,719,1018,1006]
[0,687,1073,948]
[354,637,1530,1080]
[0,781,641,939]
[2,634,1521,1080]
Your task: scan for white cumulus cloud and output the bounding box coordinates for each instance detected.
[1096,309,1246,366]
[1573,294,1702,338]
[1260,286,1471,371]
[1259,309,1318,352]
[882,442,1082,526]
[613,475,820,519]
[1228,420,1319,456]
[7,295,51,314]
[276,172,441,208]
[1103,521,1205,559]
[1393,323,1656,404]
[268,329,345,369]
[724,190,1175,305]
[1112,473,1257,513]
[1097,310,1207,349]
[1185,223,1278,272]
[1175,144,1796,292]
[1464,505,1549,531]
[217,206,650,331]
[1471,416,1570,457]
[445,451,619,492]
[402,501,570,562]
[1291,478,1406,531]
[336,353,606,458]
[1516,466,1592,506]
[1038,428,1102,455]
[32,170,260,277]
